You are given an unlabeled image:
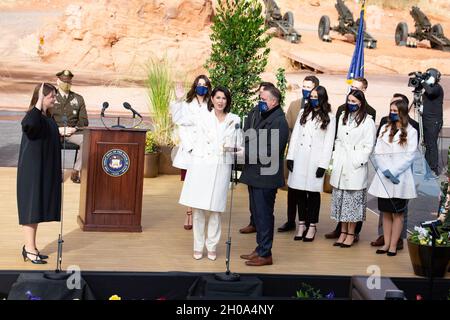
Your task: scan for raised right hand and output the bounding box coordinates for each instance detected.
[174,82,185,101]
[36,83,45,110]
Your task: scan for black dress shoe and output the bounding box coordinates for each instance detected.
[376,249,387,254]
[277,222,296,232]
[387,250,397,256]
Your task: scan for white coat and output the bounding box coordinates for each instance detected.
[179,110,242,212]
[169,99,207,169]
[286,110,336,192]
[330,114,376,190]
[368,123,418,199]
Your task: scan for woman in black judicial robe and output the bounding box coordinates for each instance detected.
[17,83,61,264]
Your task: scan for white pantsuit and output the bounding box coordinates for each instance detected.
[178,110,242,253]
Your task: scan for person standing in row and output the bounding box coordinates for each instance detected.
[17,83,61,264]
[278,76,320,233]
[368,98,418,256]
[330,89,376,248]
[325,77,376,240]
[239,86,289,266]
[178,87,241,261]
[170,75,212,231]
[239,81,275,235]
[286,86,335,242]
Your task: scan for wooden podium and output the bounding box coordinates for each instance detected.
[78,127,146,232]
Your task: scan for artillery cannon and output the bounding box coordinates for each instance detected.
[263,0,301,43]
[395,6,450,51]
[318,0,377,49]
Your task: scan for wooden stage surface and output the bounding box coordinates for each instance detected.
[0,167,433,278]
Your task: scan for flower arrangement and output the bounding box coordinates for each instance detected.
[409,225,450,247]
[295,283,334,299]
[145,131,159,154]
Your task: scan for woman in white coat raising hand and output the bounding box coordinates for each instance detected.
[170,75,211,230]
[286,86,336,242]
[330,89,376,248]
[368,98,418,256]
[179,87,241,261]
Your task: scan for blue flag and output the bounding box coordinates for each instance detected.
[347,1,365,84]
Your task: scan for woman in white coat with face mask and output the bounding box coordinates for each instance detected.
[170,75,211,231]
[178,87,242,261]
[286,86,336,242]
[330,89,376,248]
[368,98,418,256]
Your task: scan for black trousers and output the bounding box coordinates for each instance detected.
[423,118,442,174]
[294,189,321,224]
[285,187,299,225]
[248,186,255,227]
[248,186,277,257]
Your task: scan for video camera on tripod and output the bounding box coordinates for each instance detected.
[408,71,431,92]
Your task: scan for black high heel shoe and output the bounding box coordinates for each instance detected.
[36,249,48,260]
[340,233,355,248]
[22,246,47,264]
[303,225,317,242]
[294,223,307,241]
[333,232,347,247]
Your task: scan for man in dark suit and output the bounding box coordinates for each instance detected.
[50,70,88,183]
[325,77,376,240]
[277,75,320,232]
[370,93,420,250]
[239,81,275,234]
[239,86,289,266]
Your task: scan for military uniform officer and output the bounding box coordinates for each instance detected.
[50,70,88,183]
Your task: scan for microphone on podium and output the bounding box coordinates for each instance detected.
[123,102,142,118]
[101,102,109,117]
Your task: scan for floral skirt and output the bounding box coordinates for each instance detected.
[331,188,367,223]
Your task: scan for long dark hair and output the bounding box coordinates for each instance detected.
[300,85,331,130]
[380,99,409,146]
[28,83,57,116]
[207,86,232,113]
[342,89,368,127]
[185,74,212,103]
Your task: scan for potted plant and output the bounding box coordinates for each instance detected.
[144,57,179,175]
[323,163,333,194]
[144,131,160,178]
[407,223,450,277]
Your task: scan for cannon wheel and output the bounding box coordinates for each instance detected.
[432,24,444,37]
[284,11,294,27]
[395,22,408,46]
[318,15,331,40]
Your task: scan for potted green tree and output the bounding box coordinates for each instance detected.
[144,57,179,175]
[144,131,160,178]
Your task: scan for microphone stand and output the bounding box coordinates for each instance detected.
[215,126,240,282]
[45,116,70,280]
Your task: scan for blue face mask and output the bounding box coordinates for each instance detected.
[302,89,311,99]
[258,100,269,113]
[389,112,400,122]
[347,103,359,112]
[309,98,319,108]
[195,86,208,96]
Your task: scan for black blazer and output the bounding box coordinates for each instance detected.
[239,106,289,189]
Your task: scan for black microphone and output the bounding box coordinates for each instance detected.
[123,102,142,118]
[101,102,109,117]
[234,122,240,130]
